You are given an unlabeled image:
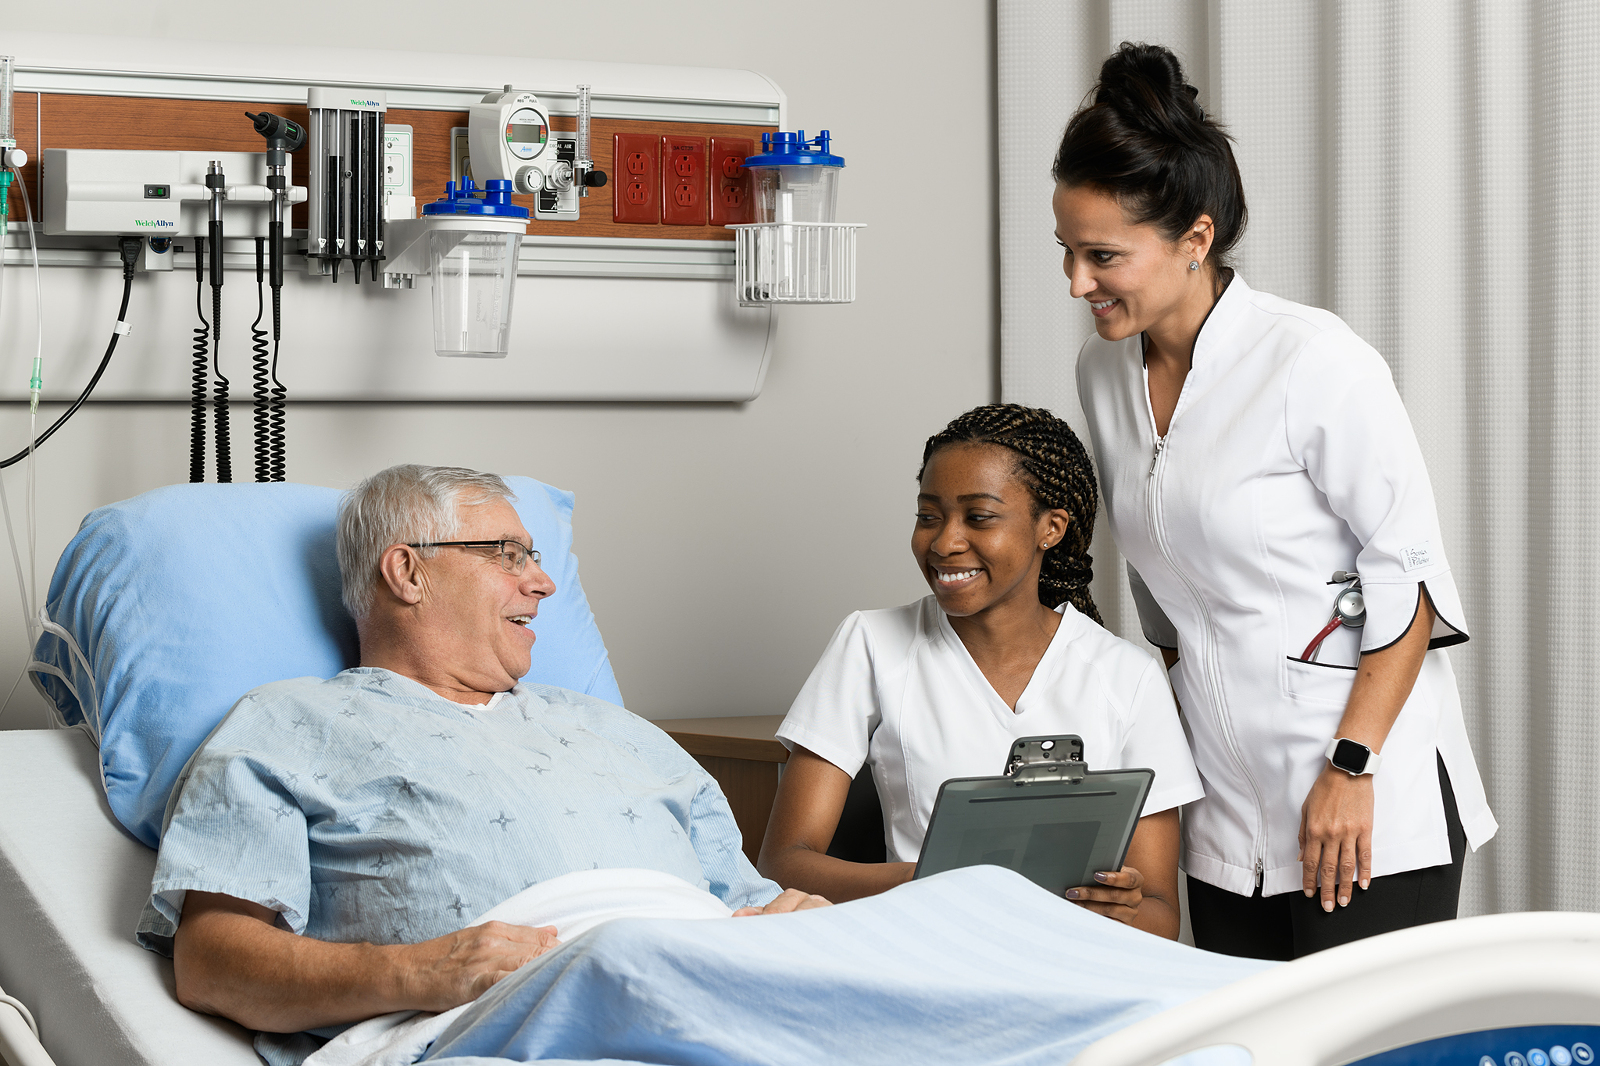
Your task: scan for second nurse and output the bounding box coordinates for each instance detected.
[1057,43,1497,959]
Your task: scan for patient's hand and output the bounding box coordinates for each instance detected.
[401,920,561,1012]
[732,888,832,916]
[1065,866,1145,927]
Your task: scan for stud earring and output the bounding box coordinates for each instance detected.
[1188,260,1199,271]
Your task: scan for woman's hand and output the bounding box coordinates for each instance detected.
[1299,765,1374,911]
[1066,866,1145,927]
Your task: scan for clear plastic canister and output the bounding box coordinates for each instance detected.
[428,228,523,358]
[753,165,840,224]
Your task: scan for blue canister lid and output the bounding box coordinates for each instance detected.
[422,176,530,218]
[743,130,844,168]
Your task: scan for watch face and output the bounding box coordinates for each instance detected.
[1332,738,1370,774]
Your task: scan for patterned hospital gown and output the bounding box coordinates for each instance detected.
[137,667,780,1064]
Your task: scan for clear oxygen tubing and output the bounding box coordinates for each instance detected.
[0,146,44,721]
[0,158,46,652]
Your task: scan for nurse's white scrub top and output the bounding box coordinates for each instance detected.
[777,595,1204,864]
[1075,273,1498,898]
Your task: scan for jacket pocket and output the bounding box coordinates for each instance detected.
[1282,655,1357,705]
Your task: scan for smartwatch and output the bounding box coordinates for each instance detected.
[1326,737,1383,776]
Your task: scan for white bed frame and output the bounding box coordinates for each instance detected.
[1070,909,1600,1065]
[6,720,1598,1066]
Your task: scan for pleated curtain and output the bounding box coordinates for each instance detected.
[997,0,1600,917]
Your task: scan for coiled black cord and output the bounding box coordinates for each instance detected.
[250,238,270,483]
[268,286,287,481]
[0,239,142,470]
[211,281,231,483]
[189,237,208,483]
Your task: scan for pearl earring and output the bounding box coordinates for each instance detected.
[1188,261,1199,271]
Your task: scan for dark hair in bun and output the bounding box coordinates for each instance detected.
[1053,42,1247,269]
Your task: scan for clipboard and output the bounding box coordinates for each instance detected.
[912,735,1155,896]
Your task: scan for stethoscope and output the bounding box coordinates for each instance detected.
[1301,570,1366,662]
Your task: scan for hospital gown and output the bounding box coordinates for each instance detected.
[136,667,780,1065]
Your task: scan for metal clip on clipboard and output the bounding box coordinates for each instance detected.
[1003,735,1087,785]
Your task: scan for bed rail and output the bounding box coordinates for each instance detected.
[0,983,58,1066]
[1070,910,1600,1066]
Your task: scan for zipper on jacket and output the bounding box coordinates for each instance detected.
[1141,360,1271,886]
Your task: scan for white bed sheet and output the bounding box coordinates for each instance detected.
[0,728,259,1066]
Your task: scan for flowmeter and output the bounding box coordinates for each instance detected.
[468,84,606,221]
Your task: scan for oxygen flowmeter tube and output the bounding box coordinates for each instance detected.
[0,55,14,237]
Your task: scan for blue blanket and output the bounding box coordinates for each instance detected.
[421,866,1270,1065]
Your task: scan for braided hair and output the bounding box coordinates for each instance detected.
[919,404,1103,625]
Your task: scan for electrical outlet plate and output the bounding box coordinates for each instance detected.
[383,124,414,220]
[613,132,660,224]
[709,136,753,226]
[383,125,412,197]
[661,135,706,226]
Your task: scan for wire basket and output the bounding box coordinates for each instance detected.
[729,222,863,305]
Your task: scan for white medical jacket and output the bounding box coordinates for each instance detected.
[1075,275,1497,897]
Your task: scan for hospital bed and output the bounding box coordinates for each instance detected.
[2,480,1599,1066]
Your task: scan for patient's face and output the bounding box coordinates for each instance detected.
[419,497,556,695]
[914,444,1059,620]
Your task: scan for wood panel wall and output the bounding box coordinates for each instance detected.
[5,93,772,242]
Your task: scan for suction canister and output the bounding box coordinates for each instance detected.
[729,130,862,305]
[419,178,529,358]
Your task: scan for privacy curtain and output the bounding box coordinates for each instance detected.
[997,0,1600,917]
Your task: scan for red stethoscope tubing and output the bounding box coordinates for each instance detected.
[1301,616,1344,661]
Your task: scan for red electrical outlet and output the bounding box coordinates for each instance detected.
[709,137,754,226]
[613,133,660,224]
[661,136,707,226]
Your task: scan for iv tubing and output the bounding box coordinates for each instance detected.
[0,239,139,470]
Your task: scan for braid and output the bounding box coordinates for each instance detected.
[919,403,1103,625]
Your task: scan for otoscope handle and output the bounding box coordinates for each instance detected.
[269,221,284,292]
[209,220,225,288]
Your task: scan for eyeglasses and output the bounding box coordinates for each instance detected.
[407,540,541,574]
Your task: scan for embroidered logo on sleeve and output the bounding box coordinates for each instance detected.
[1400,541,1434,571]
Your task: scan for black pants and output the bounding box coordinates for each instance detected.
[1186,755,1467,961]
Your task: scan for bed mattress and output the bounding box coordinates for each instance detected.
[0,728,258,1066]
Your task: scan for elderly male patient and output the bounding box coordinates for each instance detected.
[136,464,823,1065]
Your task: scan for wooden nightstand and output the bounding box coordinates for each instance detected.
[654,715,787,864]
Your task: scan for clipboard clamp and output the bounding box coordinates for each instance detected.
[1004,735,1088,785]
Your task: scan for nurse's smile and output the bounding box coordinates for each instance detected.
[913,442,1063,620]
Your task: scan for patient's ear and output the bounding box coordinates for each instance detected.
[377,544,428,606]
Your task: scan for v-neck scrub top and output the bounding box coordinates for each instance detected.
[1075,274,1498,898]
[777,596,1204,863]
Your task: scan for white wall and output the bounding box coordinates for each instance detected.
[0,2,997,727]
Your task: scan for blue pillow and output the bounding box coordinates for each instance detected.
[30,475,621,848]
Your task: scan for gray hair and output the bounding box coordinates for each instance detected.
[337,464,515,619]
